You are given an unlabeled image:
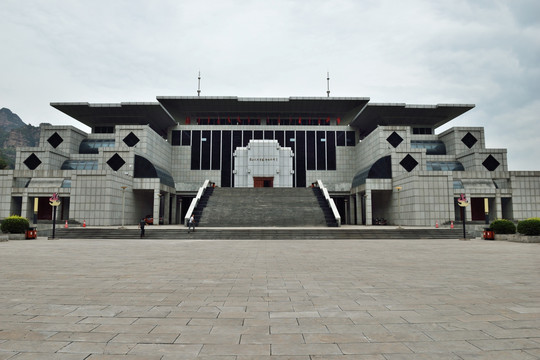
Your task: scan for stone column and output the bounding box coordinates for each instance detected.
[365,189,372,226]
[163,192,170,225]
[21,192,29,220]
[355,192,363,225]
[495,192,502,219]
[171,194,177,225]
[154,189,161,226]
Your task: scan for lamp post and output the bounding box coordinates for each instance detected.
[395,186,402,228]
[120,186,127,229]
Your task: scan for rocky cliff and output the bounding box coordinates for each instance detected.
[0,108,42,169]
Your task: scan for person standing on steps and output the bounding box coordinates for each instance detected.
[188,214,196,233]
[138,218,146,238]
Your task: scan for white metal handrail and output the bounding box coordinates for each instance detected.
[184,179,210,226]
[317,179,341,226]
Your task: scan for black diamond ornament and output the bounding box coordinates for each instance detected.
[123,132,140,147]
[400,154,418,172]
[107,153,126,171]
[47,132,64,148]
[23,153,42,170]
[482,155,500,171]
[461,132,478,149]
[386,131,403,148]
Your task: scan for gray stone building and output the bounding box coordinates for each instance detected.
[1,96,539,227]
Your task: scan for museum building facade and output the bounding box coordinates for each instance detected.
[1,96,539,227]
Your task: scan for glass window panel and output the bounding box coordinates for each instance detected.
[346,131,355,146]
[211,131,221,170]
[306,131,316,170]
[243,130,252,147]
[316,131,326,170]
[275,131,284,147]
[221,131,231,187]
[327,131,336,170]
[336,131,345,146]
[201,130,211,170]
[191,130,201,170]
[295,131,305,187]
[181,131,191,146]
[171,130,181,146]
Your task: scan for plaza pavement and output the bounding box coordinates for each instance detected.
[0,236,539,359]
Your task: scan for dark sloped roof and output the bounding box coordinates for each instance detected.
[156,96,369,121]
[50,102,176,137]
[351,103,475,136]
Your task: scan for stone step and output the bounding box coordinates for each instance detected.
[196,188,329,227]
[55,227,464,240]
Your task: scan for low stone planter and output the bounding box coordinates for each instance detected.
[8,233,27,240]
[495,234,540,243]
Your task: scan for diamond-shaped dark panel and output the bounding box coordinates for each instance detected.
[482,155,500,171]
[461,132,478,148]
[123,132,140,147]
[106,153,126,171]
[23,153,42,170]
[47,132,63,148]
[386,132,403,148]
[400,154,418,172]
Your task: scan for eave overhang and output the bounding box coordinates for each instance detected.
[156,96,370,121]
[50,102,176,137]
[350,103,475,136]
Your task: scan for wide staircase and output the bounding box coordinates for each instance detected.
[54,227,463,240]
[196,187,329,227]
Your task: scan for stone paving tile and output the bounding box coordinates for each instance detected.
[0,238,539,359]
[303,332,369,343]
[58,341,135,354]
[403,340,482,353]
[46,331,118,343]
[175,333,241,344]
[456,350,539,360]
[236,357,309,360]
[271,343,342,355]
[127,343,202,356]
[199,343,270,356]
[109,332,179,344]
[338,342,413,355]
[9,354,91,360]
[240,333,304,344]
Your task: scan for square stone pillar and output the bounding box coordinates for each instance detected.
[154,189,161,226]
[355,192,363,225]
[163,192,170,225]
[365,190,372,226]
[170,194,177,225]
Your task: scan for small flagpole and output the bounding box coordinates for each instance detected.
[326,71,330,98]
[197,71,201,97]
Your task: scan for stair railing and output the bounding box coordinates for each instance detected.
[316,179,341,227]
[184,179,210,226]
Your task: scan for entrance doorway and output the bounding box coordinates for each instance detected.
[254,177,274,188]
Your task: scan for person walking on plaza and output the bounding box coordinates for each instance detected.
[138,218,146,238]
[188,214,196,233]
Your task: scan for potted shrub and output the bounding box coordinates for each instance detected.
[516,218,540,242]
[489,219,516,240]
[0,215,30,240]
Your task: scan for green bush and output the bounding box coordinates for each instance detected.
[517,218,540,236]
[0,215,30,234]
[490,219,516,234]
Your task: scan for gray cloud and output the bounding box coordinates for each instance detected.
[1,0,539,170]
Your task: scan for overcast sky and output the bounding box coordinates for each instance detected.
[1,0,539,170]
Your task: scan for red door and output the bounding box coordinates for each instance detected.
[254,177,274,187]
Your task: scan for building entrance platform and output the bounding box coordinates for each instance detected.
[54,225,463,240]
[1,238,539,358]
